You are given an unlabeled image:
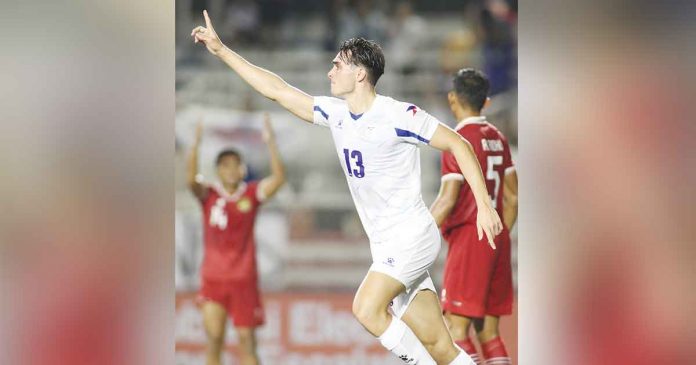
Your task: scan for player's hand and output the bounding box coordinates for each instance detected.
[191,10,223,55]
[261,112,275,144]
[194,119,204,145]
[476,203,503,249]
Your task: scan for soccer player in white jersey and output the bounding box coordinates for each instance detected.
[191,10,502,365]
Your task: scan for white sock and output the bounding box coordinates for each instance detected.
[448,349,477,365]
[378,315,436,365]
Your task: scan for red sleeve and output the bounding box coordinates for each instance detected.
[500,133,515,172]
[246,181,263,207]
[441,150,461,176]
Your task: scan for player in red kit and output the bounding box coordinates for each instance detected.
[187,114,285,365]
[430,69,518,365]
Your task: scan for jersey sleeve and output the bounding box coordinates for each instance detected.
[247,181,264,206]
[501,133,515,175]
[441,150,464,182]
[312,96,344,128]
[248,180,268,205]
[394,103,442,145]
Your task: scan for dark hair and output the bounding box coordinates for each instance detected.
[338,37,385,86]
[215,149,242,166]
[452,68,490,112]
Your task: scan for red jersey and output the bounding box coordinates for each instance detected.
[440,116,514,236]
[199,181,264,282]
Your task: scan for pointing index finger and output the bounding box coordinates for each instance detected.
[203,10,213,29]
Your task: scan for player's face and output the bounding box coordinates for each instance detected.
[216,155,244,185]
[327,52,357,97]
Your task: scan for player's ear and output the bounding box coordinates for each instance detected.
[356,67,367,84]
[447,91,458,108]
[482,97,492,110]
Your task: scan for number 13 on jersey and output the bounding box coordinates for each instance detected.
[342,148,365,178]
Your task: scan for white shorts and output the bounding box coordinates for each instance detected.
[369,217,441,317]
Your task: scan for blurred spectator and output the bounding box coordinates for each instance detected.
[386,1,427,75]
[337,0,387,46]
[479,0,517,95]
[220,0,261,46]
[439,27,478,92]
[259,0,291,47]
[324,0,347,50]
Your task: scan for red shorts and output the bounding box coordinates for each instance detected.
[197,278,265,328]
[441,224,513,318]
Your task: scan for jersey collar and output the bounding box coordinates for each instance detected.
[454,116,487,131]
[212,181,247,201]
[350,94,383,121]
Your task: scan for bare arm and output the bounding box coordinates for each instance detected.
[258,113,286,200]
[503,169,518,230]
[191,10,314,123]
[187,120,207,200]
[429,179,462,227]
[429,124,503,248]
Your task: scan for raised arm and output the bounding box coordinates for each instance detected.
[257,113,286,200]
[187,119,207,200]
[429,124,503,248]
[191,10,314,123]
[502,169,518,230]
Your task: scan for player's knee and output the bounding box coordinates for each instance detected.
[476,328,499,343]
[449,324,468,341]
[351,295,365,320]
[423,337,456,362]
[207,331,225,349]
[351,299,387,331]
[351,300,373,326]
[444,313,473,341]
[205,323,225,347]
[236,330,256,354]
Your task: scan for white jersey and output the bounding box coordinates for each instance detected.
[313,94,442,243]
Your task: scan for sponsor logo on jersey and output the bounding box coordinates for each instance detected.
[383,257,396,267]
[406,105,418,116]
[237,197,252,213]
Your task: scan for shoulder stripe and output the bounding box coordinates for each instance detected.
[394,128,429,143]
[313,105,329,120]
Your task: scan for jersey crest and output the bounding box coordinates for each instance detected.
[237,197,252,213]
